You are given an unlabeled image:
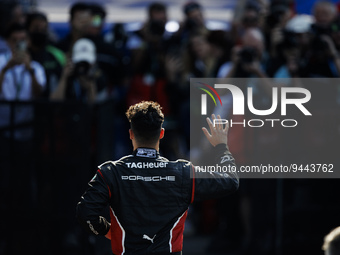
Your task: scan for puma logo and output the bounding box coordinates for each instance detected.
[143,234,156,243]
[221,155,231,163]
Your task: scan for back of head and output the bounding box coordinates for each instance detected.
[183,1,201,16]
[70,2,90,21]
[148,2,166,17]
[25,12,47,31]
[323,226,340,255]
[89,3,106,19]
[126,101,164,146]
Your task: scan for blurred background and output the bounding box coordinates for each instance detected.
[0,0,340,254]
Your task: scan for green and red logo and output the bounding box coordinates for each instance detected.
[197,82,222,115]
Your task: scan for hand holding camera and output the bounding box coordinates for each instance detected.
[3,40,32,71]
[237,46,262,75]
[61,58,74,79]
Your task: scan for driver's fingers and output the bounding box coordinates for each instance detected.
[206,117,214,134]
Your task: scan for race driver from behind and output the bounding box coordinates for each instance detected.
[76,101,239,255]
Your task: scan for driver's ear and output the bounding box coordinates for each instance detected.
[129,129,134,140]
[159,128,165,139]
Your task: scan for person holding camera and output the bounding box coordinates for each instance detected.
[50,38,106,103]
[0,1,26,55]
[302,1,340,78]
[174,1,208,45]
[0,23,46,141]
[0,23,45,102]
[226,28,269,81]
[0,23,46,153]
[267,15,313,79]
[127,2,173,114]
[0,24,46,249]
[57,2,92,54]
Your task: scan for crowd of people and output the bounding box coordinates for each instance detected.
[0,0,339,150]
[0,0,340,254]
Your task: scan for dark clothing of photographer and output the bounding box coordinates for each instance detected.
[64,65,106,102]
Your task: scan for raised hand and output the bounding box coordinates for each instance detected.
[202,114,229,147]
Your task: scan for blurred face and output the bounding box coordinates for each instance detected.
[7,30,27,51]
[150,10,167,24]
[258,0,270,16]
[12,5,25,25]
[148,10,167,37]
[242,9,259,28]
[283,47,299,59]
[29,18,48,33]
[72,10,92,34]
[242,30,264,58]
[314,4,337,26]
[187,8,204,27]
[296,32,310,47]
[191,35,210,59]
[28,18,49,48]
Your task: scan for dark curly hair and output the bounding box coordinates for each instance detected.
[126,101,164,145]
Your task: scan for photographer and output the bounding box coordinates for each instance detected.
[264,0,293,59]
[0,24,46,242]
[226,28,270,88]
[56,2,92,54]
[301,1,339,78]
[174,1,208,45]
[0,24,45,101]
[231,0,262,45]
[268,15,313,78]
[128,2,172,114]
[0,1,26,55]
[50,38,106,103]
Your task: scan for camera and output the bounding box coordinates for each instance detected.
[238,47,258,63]
[73,61,91,77]
[279,30,299,50]
[149,20,165,36]
[184,18,199,32]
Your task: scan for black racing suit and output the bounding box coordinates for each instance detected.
[76,144,239,255]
